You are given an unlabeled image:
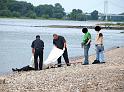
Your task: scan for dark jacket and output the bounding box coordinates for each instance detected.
[31,38,44,50]
[53,36,66,49]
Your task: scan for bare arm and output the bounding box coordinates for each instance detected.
[64,42,67,48]
[86,39,91,45]
[32,48,35,55]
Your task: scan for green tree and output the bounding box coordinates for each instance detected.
[91,10,98,20]
[0,0,8,10]
[67,9,85,21]
[52,3,65,19]
[8,1,34,16]
[35,4,54,18]
[42,14,49,19]
[0,9,12,17]
[12,11,21,17]
[35,5,45,17]
[43,4,54,17]
[0,0,15,17]
[25,11,36,19]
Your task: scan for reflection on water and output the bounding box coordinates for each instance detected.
[0,18,124,74]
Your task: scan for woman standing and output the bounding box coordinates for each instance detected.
[92,26,105,64]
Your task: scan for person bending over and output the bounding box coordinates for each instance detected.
[53,34,70,67]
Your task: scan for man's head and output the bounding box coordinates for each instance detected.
[36,35,40,39]
[95,26,101,32]
[82,28,88,34]
[53,34,59,40]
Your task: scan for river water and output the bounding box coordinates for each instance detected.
[0,18,124,74]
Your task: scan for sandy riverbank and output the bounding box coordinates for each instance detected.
[0,47,124,92]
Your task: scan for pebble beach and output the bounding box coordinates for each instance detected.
[0,47,124,92]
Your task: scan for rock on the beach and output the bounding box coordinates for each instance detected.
[0,77,5,84]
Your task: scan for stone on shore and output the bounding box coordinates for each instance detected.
[0,77,5,84]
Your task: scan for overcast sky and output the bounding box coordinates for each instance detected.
[17,0,124,14]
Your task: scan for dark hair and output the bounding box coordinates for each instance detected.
[36,35,40,38]
[99,33,103,37]
[82,28,88,33]
[95,26,101,31]
[53,34,58,37]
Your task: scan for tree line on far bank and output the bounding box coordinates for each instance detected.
[0,0,123,21]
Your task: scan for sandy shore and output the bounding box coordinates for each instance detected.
[0,47,124,92]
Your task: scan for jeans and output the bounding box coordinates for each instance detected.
[58,48,70,67]
[96,45,104,62]
[34,49,43,70]
[83,45,90,64]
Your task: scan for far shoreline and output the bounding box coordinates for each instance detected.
[0,17,124,30]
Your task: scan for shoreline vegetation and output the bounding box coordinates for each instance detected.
[0,47,124,92]
[0,16,64,20]
[40,22,124,30]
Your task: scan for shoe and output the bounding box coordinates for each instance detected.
[46,66,50,69]
[92,60,100,64]
[58,63,62,67]
[12,68,16,72]
[82,63,89,65]
[67,63,71,66]
[100,62,105,64]
[51,66,56,68]
[58,65,62,67]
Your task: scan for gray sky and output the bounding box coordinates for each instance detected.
[17,0,124,14]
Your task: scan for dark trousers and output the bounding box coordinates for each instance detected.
[18,65,35,71]
[57,48,69,67]
[34,49,43,70]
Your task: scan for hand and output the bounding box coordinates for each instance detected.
[86,42,90,45]
[32,48,35,55]
[63,48,65,51]
[55,46,58,48]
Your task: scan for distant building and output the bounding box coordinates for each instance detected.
[99,14,124,21]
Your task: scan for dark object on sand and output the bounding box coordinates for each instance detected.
[117,46,120,48]
[92,60,100,64]
[12,65,35,72]
[92,60,106,64]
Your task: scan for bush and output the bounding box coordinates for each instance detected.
[12,11,21,17]
[42,14,49,19]
[0,10,12,17]
[25,11,37,19]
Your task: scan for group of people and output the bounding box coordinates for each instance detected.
[82,26,105,65]
[12,26,105,72]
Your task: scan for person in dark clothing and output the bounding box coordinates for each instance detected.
[53,34,70,67]
[12,65,35,72]
[31,35,44,70]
